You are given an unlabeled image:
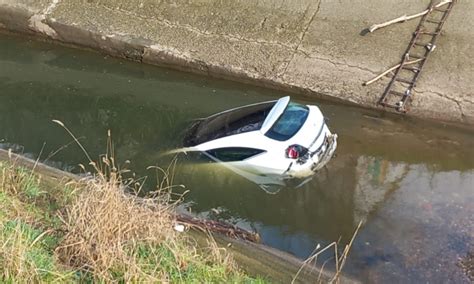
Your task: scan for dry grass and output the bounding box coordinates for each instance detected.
[54,156,247,282]
[56,169,176,282]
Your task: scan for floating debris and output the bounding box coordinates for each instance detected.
[176,214,260,243]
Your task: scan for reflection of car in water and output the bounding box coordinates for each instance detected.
[178,96,337,191]
[180,152,314,194]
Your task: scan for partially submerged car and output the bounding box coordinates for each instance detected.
[181,96,337,180]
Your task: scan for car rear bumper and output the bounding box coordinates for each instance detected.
[286,133,338,178]
[311,133,337,172]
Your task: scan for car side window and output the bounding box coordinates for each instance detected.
[206,147,265,162]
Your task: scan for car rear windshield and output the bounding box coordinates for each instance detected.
[264,102,309,141]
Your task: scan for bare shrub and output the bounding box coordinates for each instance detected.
[55,170,176,282]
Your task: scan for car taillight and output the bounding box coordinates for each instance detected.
[286,145,308,159]
[287,146,299,159]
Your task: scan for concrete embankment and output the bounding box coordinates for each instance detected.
[0,0,473,126]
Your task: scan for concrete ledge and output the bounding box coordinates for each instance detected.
[0,0,473,127]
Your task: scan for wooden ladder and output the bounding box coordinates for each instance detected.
[378,0,456,112]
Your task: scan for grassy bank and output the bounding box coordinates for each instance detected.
[0,159,263,282]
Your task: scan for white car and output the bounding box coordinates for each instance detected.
[181,96,337,180]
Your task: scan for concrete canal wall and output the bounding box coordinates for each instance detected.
[0,0,473,126]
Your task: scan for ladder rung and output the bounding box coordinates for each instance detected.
[419,31,439,36]
[433,7,448,12]
[414,42,427,47]
[380,102,398,109]
[402,66,420,72]
[381,101,408,111]
[426,19,442,24]
[395,78,414,85]
[380,102,397,108]
[408,54,426,60]
[389,90,405,97]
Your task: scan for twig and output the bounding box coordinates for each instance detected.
[292,221,363,284]
[291,242,336,284]
[52,120,98,172]
[330,221,363,283]
[30,229,53,248]
[368,0,452,33]
[363,59,422,86]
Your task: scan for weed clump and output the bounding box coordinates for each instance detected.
[56,169,176,281]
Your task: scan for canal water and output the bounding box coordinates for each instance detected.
[1,34,473,283]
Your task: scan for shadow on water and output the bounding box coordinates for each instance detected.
[0,34,473,282]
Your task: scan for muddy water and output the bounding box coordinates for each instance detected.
[0,34,473,283]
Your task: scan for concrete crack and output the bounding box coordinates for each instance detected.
[296,49,379,76]
[97,3,295,50]
[259,17,267,29]
[416,89,465,118]
[297,1,321,53]
[278,0,322,78]
[455,100,465,118]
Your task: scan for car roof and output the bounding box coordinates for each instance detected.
[260,96,290,134]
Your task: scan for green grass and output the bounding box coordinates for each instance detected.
[131,242,262,283]
[0,162,76,282]
[0,220,74,282]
